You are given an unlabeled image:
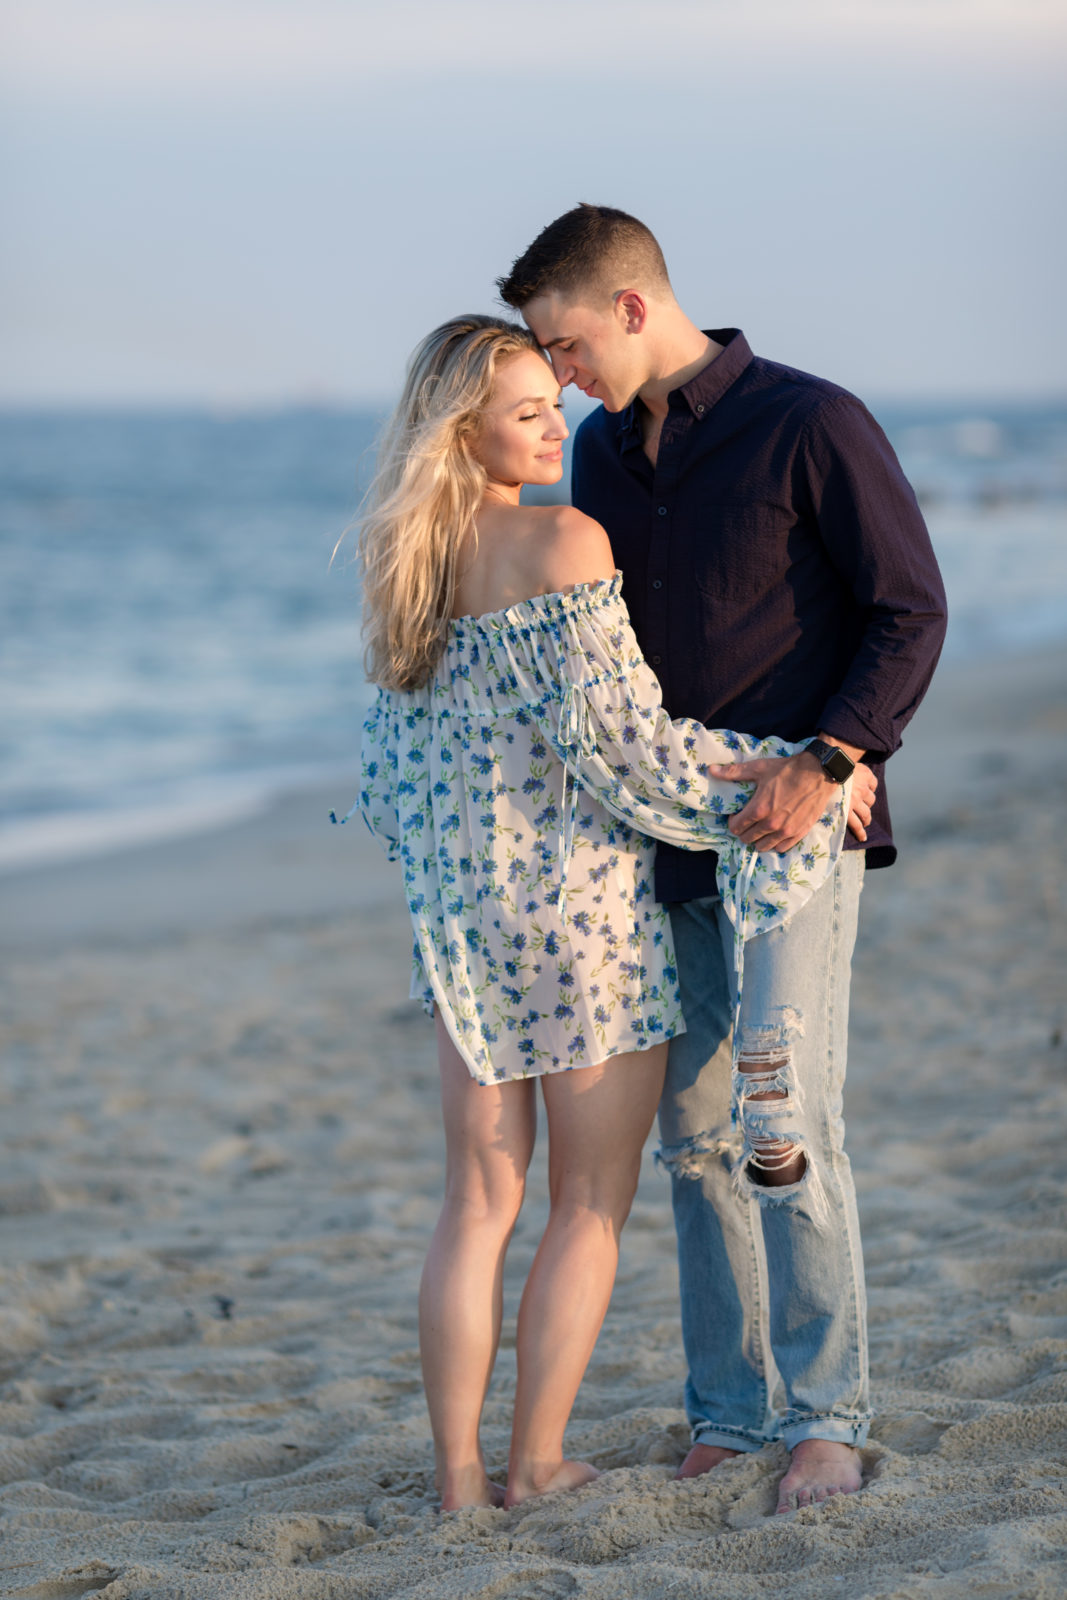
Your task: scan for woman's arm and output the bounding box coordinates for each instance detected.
[531,587,849,936]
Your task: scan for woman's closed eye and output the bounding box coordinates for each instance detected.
[519,402,564,421]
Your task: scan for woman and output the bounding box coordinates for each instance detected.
[342,316,870,1510]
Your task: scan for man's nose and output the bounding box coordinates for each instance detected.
[550,351,575,385]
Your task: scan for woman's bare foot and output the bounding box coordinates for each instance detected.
[504,1458,600,1507]
[437,1464,507,1511]
[775,1439,862,1514]
[675,1443,743,1479]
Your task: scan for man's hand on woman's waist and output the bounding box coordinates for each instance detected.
[714,736,873,853]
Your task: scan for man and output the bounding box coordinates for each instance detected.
[497,203,947,1514]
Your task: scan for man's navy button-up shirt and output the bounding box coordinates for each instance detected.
[571,329,948,903]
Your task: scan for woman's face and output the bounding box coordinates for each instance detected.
[473,349,568,496]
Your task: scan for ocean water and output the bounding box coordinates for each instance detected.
[1,401,1065,872]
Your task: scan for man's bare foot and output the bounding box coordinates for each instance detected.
[675,1443,743,1480]
[504,1458,600,1507]
[775,1439,862,1514]
[437,1464,506,1511]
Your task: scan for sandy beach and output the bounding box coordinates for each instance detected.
[2,643,1065,1600]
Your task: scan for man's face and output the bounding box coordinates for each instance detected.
[521,291,647,413]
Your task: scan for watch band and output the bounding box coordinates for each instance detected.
[807,738,856,784]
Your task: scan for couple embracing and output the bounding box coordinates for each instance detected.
[347,204,947,1515]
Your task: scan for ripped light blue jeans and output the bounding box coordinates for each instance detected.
[659,851,871,1453]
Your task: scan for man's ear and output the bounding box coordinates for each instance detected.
[614,290,647,334]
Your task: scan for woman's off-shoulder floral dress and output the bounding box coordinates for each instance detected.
[348,575,848,1085]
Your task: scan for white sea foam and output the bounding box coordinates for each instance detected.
[0,765,353,874]
[0,788,267,874]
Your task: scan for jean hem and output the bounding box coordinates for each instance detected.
[780,1416,872,1450]
[690,1425,765,1454]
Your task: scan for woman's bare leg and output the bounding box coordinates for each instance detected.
[505,1044,667,1506]
[420,1013,536,1510]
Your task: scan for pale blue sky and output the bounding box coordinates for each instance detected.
[2,0,1064,405]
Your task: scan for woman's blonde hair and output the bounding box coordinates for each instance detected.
[358,314,541,690]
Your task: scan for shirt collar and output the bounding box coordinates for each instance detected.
[616,328,753,452]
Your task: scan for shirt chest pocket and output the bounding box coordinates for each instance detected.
[692,503,790,603]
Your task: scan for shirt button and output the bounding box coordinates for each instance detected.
[695,403,705,414]
[652,579,663,590]
[657,505,667,516]
[651,654,662,665]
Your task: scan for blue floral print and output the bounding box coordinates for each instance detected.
[353,575,847,1085]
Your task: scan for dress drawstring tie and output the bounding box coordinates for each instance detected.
[729,845,760,1071]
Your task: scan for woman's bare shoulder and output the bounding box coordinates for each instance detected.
[523,505,615,592]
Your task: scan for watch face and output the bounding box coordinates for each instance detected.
[823,746,854,783]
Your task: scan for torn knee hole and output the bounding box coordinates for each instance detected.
[734,1048,807,1187]
[655,1132,738,1180]
[746,1136,807,1187]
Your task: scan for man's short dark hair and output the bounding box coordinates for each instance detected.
[496,203,672,311]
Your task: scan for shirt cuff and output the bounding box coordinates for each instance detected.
[815,697,894,764]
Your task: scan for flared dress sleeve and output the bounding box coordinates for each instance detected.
[531,582,851,943]
[339,690,402,860]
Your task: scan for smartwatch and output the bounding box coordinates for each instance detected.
[806,738,855,784]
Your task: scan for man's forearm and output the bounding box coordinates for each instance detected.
[817,732,866,763]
